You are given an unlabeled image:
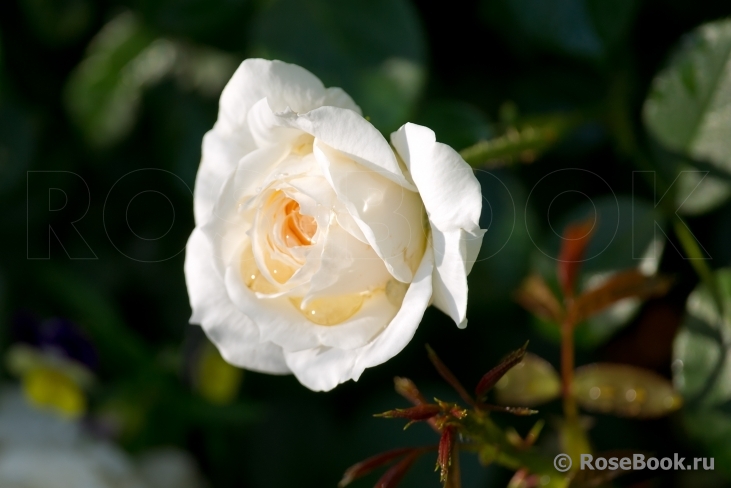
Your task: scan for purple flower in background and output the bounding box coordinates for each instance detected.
[12,311,98,371]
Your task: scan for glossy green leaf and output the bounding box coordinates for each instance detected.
[250,0,426,134]
[482,0,637,61]
[673,269,731,475]
[64,13,173,147]
[645,19,731,168]
[672,163,731,216]
[574,364,681,418]
[493,353,561,407]
[644,20,731,214]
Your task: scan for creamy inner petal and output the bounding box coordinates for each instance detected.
[237,171,394,325]
[217,127,424,330]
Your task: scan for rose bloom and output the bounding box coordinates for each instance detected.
[185,59,484,391]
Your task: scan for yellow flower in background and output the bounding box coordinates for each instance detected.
[5,344,93,419]
[194,343,243,405]
[23,367,86,419]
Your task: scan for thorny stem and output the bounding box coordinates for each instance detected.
[560,312,578,421]
[460,413,569,487]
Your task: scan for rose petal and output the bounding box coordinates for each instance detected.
[194,127,252,225]
[224,245,400,353]
[195,58,360,224]
[247,99,309,149]
[351,244,434,378]
[218,59,358,130]
[314,141,427,283]
[284,346,357,393]
[185,229,289,374]
[301,224,393,300]
[431,227,471,328]
[279,106,416,190]
[391,123,482,232]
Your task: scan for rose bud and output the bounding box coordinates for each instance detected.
[375,404,442,422]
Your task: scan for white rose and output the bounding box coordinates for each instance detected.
[185,59,484,391]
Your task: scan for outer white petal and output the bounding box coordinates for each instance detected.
[194,59,360,224]
[391,123,485,327]
[391,123,482,232]
[219,59,359,128]
[284,245,434,391]
[282,346,356,393]
[247,99,308,149]
[278,106,416,190]
[185,228,290,374]
[194,127,252,225]
[431,227,470,329]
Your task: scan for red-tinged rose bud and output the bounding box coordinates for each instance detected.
[435,400,467,421]
[449,407,467,420]
[394,378,441,432]
[438,428,456,473]
[475,341,529,401]
[374,450,421,488]
[338,448,415,487]
[394,377,428,406]
[375,404,442,421]
[437,426,456,483]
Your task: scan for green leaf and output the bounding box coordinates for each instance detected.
[493,353,561,407]
[673,268,731,476]
[573,364,681,418]
[671,162,731,216]
[644,20,731,214]
[249,0,426,134]
[482,0,637,61]
[64,13,175,147]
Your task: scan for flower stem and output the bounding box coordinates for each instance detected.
[460,414,569,487]
[673,217,724,312]
[560,314,578,421]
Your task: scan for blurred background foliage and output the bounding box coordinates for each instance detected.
[2,0,731,486]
